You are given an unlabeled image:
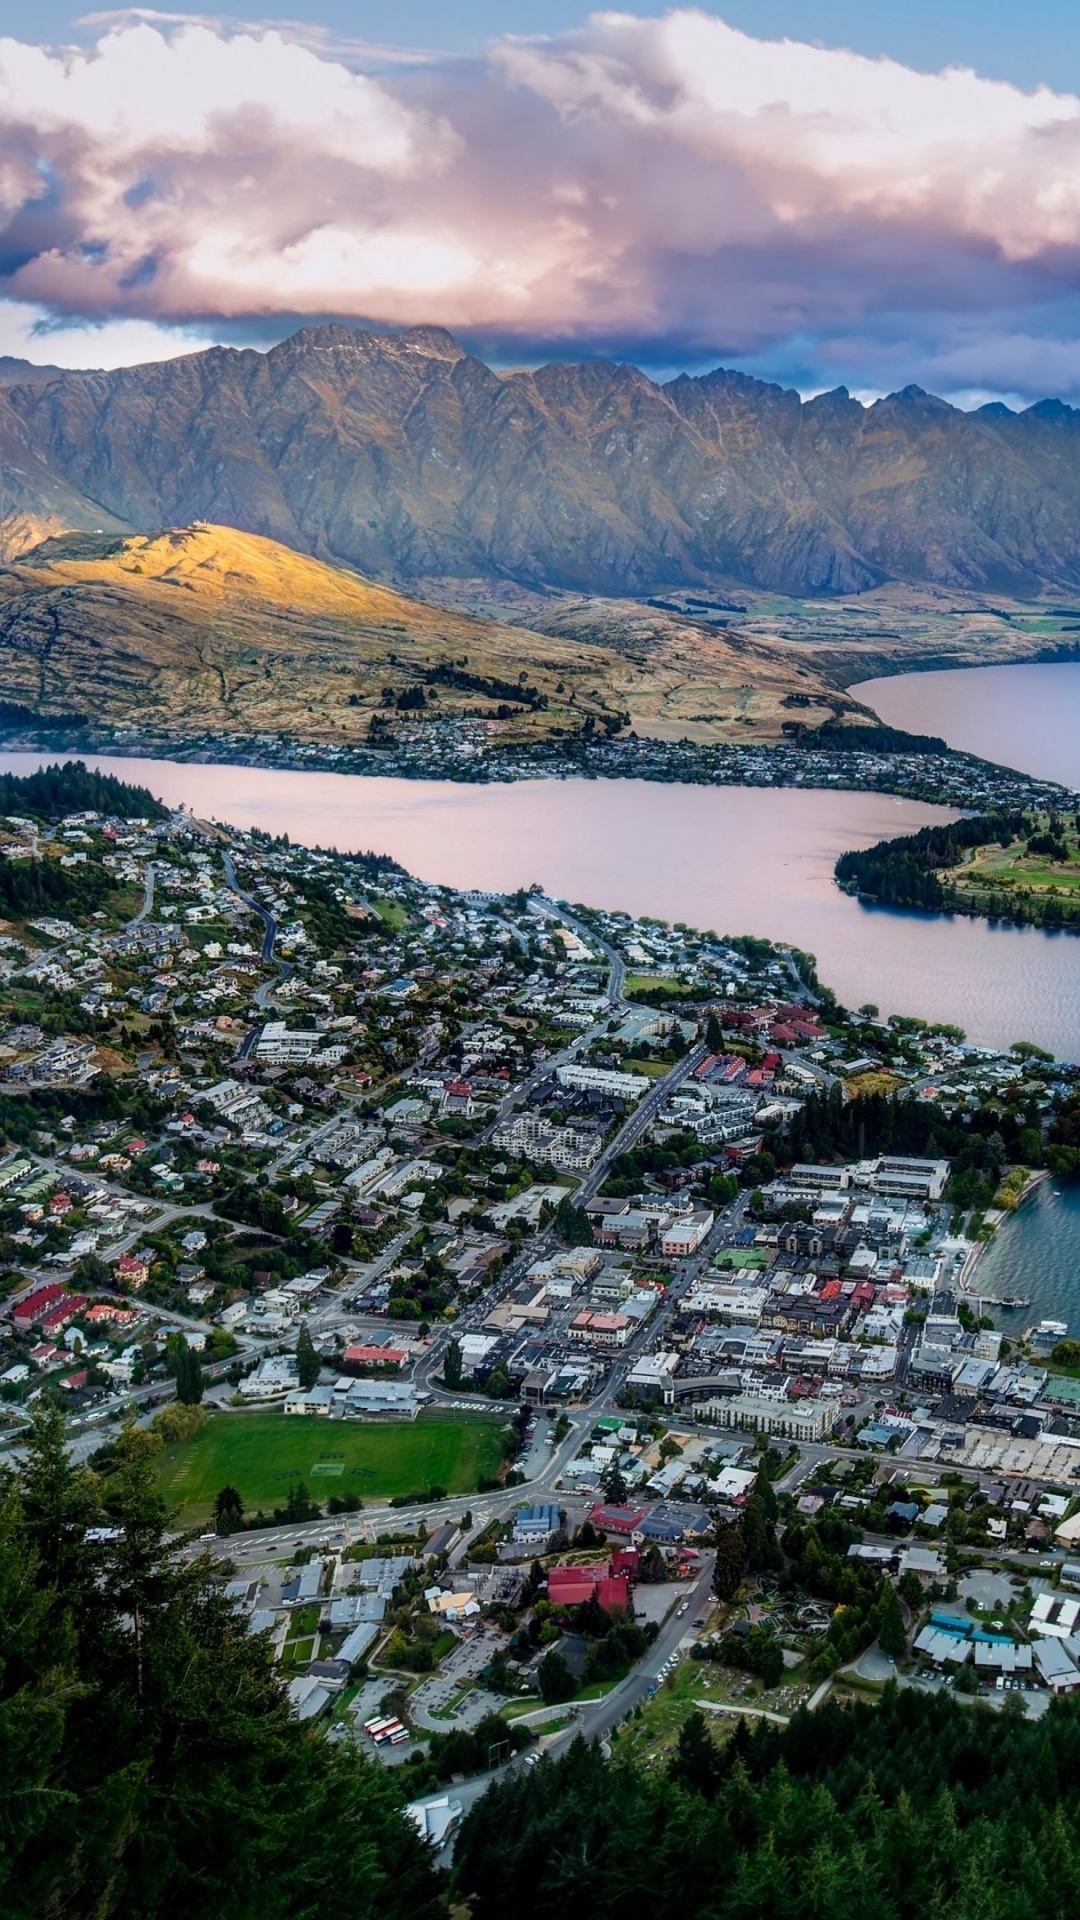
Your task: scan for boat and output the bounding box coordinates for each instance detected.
[998,1296,1032,1310]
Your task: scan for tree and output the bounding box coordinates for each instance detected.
[877,1581,907,1662]
[712,1516,746,1602]
[72,1251,112,1290]
[537,1650,575,1704]
[214,1484,244,1535]
[173,1338,204,1406]
[0,1408,441,1920]
[670,1709,723,1798]
[443,1337,463,1390]
[553,1195,594,1247]
[705,1012,723,1052]
[296,1323,320,1390]
[601,1464,628,1506]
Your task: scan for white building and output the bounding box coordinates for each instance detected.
[556,1064,647,1101]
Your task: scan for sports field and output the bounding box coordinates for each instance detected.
[155,1410,506,1525]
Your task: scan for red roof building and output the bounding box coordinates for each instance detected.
[344,1345,408,1370]
[13,1283,68,1330]
[548,1563,606,1606]
[588,1503,648,1537]
[39,1295,89,1335]
[595,1576,630,1615]
[547,1564,632,1615]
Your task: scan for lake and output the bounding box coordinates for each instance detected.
[5,750,1080,1060]
[851,659,1080,791]
[974,1178,1080,1337]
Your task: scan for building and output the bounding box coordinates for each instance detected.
[491,1112,601,1172]
[556,1064,647,1102]
[406,1795,464,1851]
[696,1393,837,1442]
[240,1354,300,1398]
[513,1503,562,1544]
[255,1022,321,1064]
[626,1351,680,1401]
[569,1310,632,1348]
[547,1563,630,1613]
[343,1344,409,1370]
[13,1283,69,1329]
[587,1503,648,1538]
[660,1210,714,1258]
[871,1156,949,1202]
[340,1379,421,1418]
[115,1254,150,1290]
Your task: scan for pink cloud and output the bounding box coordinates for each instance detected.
[1,9,1080,388]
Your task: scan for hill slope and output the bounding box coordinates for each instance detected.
[0,524,845,745]
[1,327,1080,596]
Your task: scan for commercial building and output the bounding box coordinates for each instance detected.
[696,1392,837,1442]
[569,1310,632,1348]
[660,1210,714,1258]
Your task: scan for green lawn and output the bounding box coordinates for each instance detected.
[156,1410,506,1526]
[624,974,683,997]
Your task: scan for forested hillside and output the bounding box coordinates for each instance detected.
[454,1697,1080,1920]
[0,1410,440,1920]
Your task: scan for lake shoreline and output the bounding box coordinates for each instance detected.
[1,750,1076,1060]
[0,717,1065,815]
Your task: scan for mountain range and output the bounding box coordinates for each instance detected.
[3,325,1080,598]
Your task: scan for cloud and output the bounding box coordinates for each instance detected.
[3,10,1080,396]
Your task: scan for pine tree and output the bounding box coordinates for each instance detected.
[443,1336,463,1389]
[712,1515,747,1601]
[296,1322,320,1389]
[174,1339,204,1405]
[215,1484,244,1535]
[2,1410,441,1920]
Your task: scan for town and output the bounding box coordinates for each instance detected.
[0,706,1070,816]
[3,759,1080,1853]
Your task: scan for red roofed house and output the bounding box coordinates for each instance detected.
[588,1503,648,1538]
[85,1303,139,1327]
[595,1576,630,1614]
[40,1295,88,1335]
[115,1255,150,1291]
[610,1548,640,1579]
[13,1283,68,1330]
[344,1345,408,1371]
[547,1564,632,1615]
[548,1563,606,1607]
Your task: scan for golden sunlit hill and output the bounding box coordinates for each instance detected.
[0,523,852,746]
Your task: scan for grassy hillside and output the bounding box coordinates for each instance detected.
[0,523,852,747]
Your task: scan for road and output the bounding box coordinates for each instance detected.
[530,896,625,1005]
[579,1040,709,1204]
[221,850,295,1041]
[560,1552,717,1749]
[129,862,155,925]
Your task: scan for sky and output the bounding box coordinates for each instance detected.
[2,3,1080,404]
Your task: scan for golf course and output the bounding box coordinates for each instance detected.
[156,1409,507,1526]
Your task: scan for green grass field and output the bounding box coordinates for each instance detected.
[624,974,683,997]
[951,840,1080,896]
[622,1057,671,1079]
[156,1410,505,1525]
